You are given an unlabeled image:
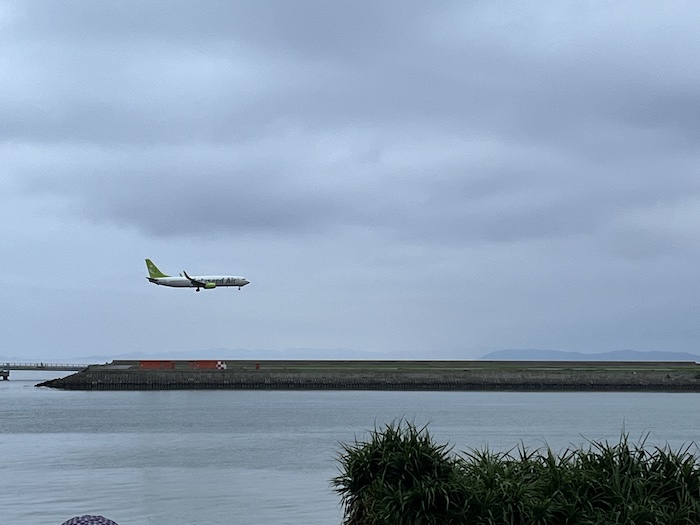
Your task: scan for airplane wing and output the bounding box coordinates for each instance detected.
[183,271,207,287]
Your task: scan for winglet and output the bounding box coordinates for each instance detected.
[145,259,169,278]
[182,270,205,287]
[182,270,207,291]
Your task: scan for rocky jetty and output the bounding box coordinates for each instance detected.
[37,360,700,391]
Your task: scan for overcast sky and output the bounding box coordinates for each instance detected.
[3,1,700,361]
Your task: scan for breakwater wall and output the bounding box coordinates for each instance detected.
[37,360,700,391]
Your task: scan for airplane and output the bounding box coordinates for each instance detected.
[145,259,250,291]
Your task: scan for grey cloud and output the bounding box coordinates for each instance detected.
[6,1,700,359]
[7,1,700,152]
[13,115,700,250]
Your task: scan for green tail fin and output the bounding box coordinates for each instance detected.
[145,259,169,278]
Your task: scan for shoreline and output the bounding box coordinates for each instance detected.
[37,359,700,391]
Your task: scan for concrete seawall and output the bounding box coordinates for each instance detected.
[37,360,700,391]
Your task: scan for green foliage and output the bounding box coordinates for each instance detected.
[333,421,468,524]
[333,422,700,525]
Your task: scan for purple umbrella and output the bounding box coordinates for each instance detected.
[60,516,118,525]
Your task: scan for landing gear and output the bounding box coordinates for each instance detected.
[196,288,200,292]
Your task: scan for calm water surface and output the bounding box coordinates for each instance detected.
[1,375,699,524]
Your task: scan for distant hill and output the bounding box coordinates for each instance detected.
[52,347,388,364]
[479,349,700,362]
[7,348,700,365]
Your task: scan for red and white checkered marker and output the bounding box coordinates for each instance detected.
[216,361,227,370]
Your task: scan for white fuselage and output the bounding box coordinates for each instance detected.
[148,275,250,289]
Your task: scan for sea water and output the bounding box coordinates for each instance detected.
[1,376,699,524]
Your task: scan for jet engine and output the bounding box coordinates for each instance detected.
[204,282,217,289]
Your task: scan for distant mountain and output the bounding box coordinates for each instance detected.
[55,347,391,364]
[8,348,700,365]
[479,349,700,362]
[3,347,409,364]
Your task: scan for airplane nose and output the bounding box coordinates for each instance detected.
[241,279,250,286]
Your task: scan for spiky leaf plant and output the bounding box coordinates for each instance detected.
[333,421,468,525]
[334,423,700,525]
